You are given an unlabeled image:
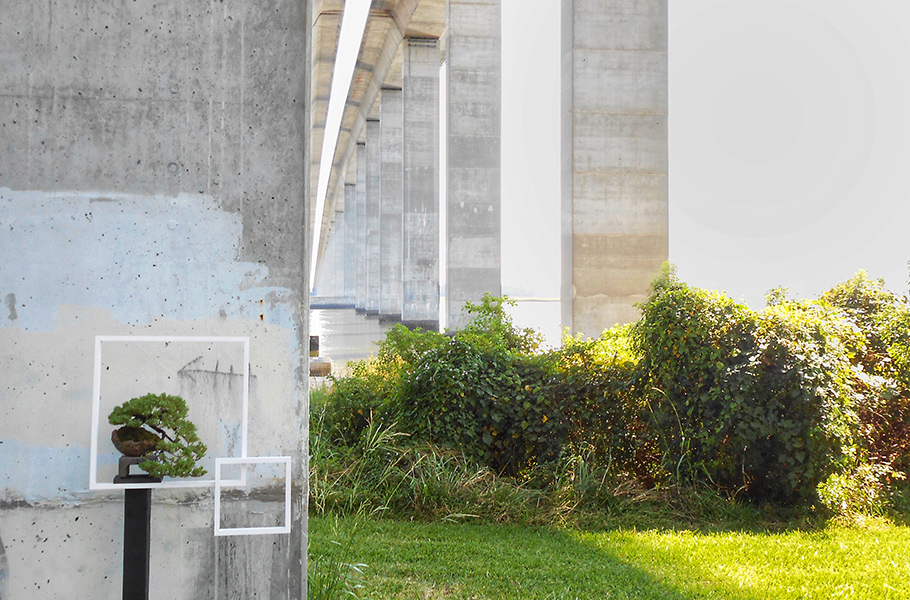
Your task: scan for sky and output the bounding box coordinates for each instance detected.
[502,0,910,308]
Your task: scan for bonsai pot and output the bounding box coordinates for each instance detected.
[111,426,161,457]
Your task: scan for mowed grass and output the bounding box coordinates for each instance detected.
[309,516,910,599]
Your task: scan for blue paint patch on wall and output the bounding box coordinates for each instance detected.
[0,190,295,332]
[0,440,90,503]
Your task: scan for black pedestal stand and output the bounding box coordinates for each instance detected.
[115,457,162,600]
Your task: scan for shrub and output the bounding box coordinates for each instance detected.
[402,338,563,475]
[632,265,857,503]
[821,271,910,474]
[551,326,659,484]
[320,361,396,447]
[456,293,543,355]
[317,273,910,513]
[108,392,207,478]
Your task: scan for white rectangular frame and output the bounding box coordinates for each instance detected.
[90,335,250,490]
[214,457,292,536]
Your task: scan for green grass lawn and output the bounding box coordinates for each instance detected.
[309,516,910,599]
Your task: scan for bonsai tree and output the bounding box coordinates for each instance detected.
[108,392,207,478]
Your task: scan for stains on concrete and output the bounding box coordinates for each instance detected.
[3,294,16,321]
[0,0,309,595]
[0,531,7,600]
[0,442,89,504]
[0,192,284,332]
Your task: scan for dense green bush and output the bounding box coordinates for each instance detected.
[399,295,561,475]
[816,272,910,512]
[633,265,861,503]
[315,269,910,514]
[320,356,406,448]
[321,323,448,446]
[318,295,559,476]
[403,338,561,475]
[821,271,910,474]
[550,326,659,484]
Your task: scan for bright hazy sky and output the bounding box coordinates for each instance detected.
[502,0,910,307]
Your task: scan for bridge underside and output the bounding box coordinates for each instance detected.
[311,0,668,337]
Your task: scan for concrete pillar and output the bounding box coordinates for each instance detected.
[379,87,404,321]
[365,118,382,314]
[312,220,337,299]
[313,217,344,303]
[402,38,441,331]
[561,0,669,336]
[343,182,357,304]
[334,210,346,299]
[355,141,368,310]
[0,1,307,596]
[446,0,502,330]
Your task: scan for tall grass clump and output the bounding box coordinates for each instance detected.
[307,516,368,600]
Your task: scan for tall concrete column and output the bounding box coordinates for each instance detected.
[313,220,339,300]
[446,0,502,330]
[379,87,404,321]
[402,38,441,331]
[343,182,357,304]
[365,118,382,314]
[355,141,368,311]
[561,0,669,336]
[334,209,346,299]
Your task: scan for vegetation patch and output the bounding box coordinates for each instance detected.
[313,267,910,519]
[309,267,910,598]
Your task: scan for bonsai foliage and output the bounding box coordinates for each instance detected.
[108,392,208,478]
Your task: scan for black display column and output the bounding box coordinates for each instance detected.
[115,457,162,600]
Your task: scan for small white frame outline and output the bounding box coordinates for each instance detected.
[90,335,250,490]
[214,457,292,536]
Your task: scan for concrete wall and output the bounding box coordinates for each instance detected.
[561,0,669,336]
[0,1,309,598]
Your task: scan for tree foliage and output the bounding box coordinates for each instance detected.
[109,392,207,478]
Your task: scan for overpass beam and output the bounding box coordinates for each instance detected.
[561,0,669,336]
[402,38,441,331]
[445,0,502,330]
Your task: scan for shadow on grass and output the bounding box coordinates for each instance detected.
[554,484,830,538]
[310,516,767,600]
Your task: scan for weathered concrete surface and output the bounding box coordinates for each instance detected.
[355,141,368,310]
[313,213,345,299]
[343,182,358,304]
[334,209,347,299]
[561,0,669,336]
[402,38,441,330]
[446,0,502,330]
[0,1,309,597]
[0,499,296,599]
[365,119,383,314]
[379,87,404,320]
